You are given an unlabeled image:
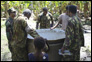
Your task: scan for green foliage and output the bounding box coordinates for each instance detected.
[1,1,91,18]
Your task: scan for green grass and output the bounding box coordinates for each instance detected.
[1,21,7,45]
[1,20,6,27]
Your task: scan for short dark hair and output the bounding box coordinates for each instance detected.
[43,7,48,11]
[34,37,45,50]
[66,5,70,10]
[68,5,77,14]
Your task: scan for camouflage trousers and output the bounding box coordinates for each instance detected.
[8,41,14,60]
[8,41,13,53]
[12,45,28,61]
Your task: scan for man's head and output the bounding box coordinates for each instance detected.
[68,5,77,17]
[7,7,16,18]
[66,5,70,15]
[42,7,48,15]
[23,9,31,19]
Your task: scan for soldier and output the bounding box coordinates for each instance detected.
[12,9,49,61]
[61,5,84,61]
[5,7,16,60]
[10,9,39,61]
[36,7,53,29]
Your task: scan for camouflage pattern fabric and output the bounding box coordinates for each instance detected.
[37,12,53,29]
[62,15,84,61]
[5,17,14,59]
[12,15,40,61]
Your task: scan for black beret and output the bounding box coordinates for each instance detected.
[43,7,48,11]
[66,5,70,10]
[68,5,77,14]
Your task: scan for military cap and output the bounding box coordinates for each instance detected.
[7,7,16,15]
[23,9,31,15]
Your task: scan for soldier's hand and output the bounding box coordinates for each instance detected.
[61,47,65,54]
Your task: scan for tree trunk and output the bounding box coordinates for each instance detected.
[84,2,89,18]
[5,1,8,19]
[89,2,91,17]
[77,1,80,10]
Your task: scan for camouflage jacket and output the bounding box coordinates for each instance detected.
[5,17,14,41]
[37,12,53,29]
[63,15,84,52]
[12,15,39,48]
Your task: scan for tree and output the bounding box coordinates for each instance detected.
[1,1,91,20]
[84,1,89,18]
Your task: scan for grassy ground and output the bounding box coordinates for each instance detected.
[1,20,12,61]
[1,18,91,61]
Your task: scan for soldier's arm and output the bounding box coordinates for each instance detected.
[51,20,60,29]
[36,15,40,29]
[36,22,39,29]
[22,19,40,38]
[78,17,84,46]
[50,14,54,27]
[63,20,74,48]
[5,21,12,41]
[79,22,84,46]
[27,28,40,38]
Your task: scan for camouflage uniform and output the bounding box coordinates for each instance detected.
[36,12,53,29]
[62,15,84,61]
[5,17,14,55]
[12,15,40,61]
